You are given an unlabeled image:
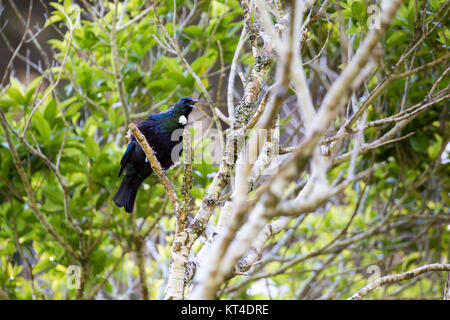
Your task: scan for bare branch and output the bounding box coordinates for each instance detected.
[349,264,450,300]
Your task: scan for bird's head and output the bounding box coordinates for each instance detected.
[173,96,198,125]
[175,96,198,116]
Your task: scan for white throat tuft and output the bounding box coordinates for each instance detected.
[178,115,188,125]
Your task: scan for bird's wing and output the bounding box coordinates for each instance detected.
[118,141,135,177]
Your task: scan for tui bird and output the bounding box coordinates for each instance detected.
[113,96,198,213]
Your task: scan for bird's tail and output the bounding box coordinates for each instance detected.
[113,179,141,213]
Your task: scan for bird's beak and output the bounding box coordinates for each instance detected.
[189,100,199,108]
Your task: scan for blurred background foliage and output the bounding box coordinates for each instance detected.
[0,0,448,299]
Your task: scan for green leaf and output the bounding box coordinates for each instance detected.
[147,79,177,90]
[351,1,366,20]
[410,135,428,153]
[346,26,361,35]
[65,102,83,120]
[5,77,26,107]
[85,136,100,159]
[60,96,78,109]
[183,25,204,38]
[0,97,15,111]
[33,112,52,140]
[24,76,43,106]
[387,31,409,46]
[44,99,58,122]
[161,56,182,75]
[42,185,64,207]
[427,134,443,159]
[45,14,63,27]
[191,50,217,76]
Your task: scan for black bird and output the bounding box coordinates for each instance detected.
[113,96,198,213]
